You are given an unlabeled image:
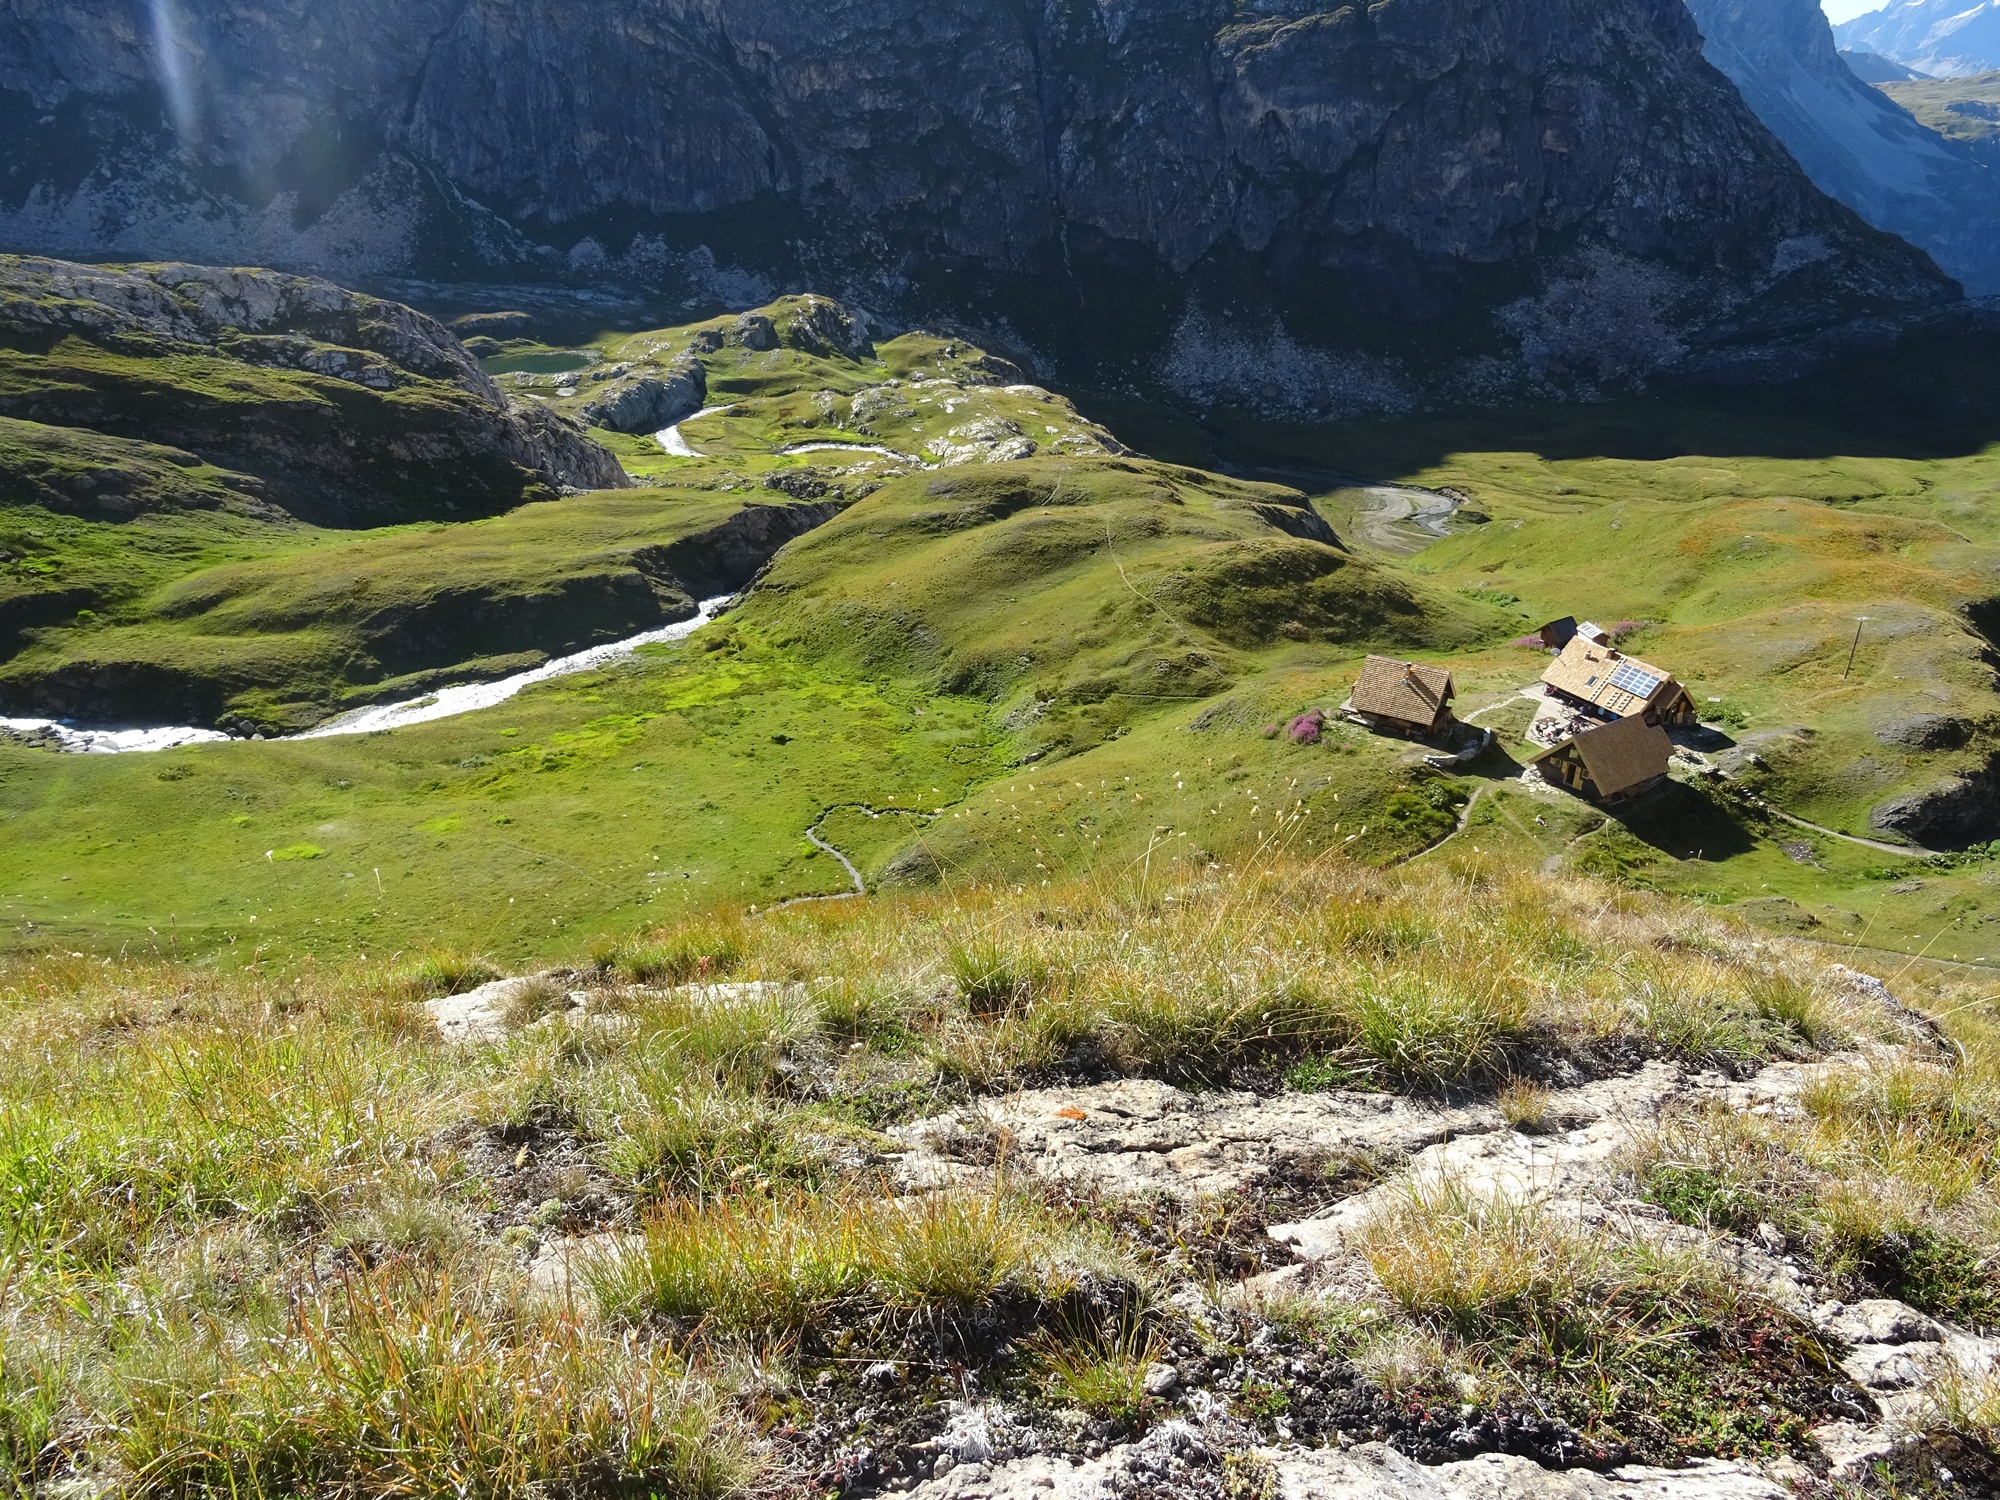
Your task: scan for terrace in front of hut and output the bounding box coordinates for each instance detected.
[1516,618,1703,804]
[1528,621,1695,750]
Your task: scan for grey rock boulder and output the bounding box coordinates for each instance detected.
[423,976,562,1046]
[1874,712,1976,750]
[1819,1297,1947,1345]
[1871,757,2000,847]
[577,359,707,433]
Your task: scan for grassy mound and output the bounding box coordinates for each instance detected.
[735,456,1507,757]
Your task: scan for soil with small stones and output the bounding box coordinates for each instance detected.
[766,1301,1609,1498]
[1047,1161,1393,1283]
[429,1106,633,1236]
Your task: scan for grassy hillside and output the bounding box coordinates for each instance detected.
[0,281,1129,731]
[0,454,1515,961]
[1877,72,2000,162]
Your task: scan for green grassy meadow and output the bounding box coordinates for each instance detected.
[7,286,2000,969]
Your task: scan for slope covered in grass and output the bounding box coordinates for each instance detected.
[0,278,1137,731]
[3,860,1996,1496]
[0,488,833,731]
[0,455,1513,959]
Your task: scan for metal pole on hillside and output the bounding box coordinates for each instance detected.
[1844,617,1869,681]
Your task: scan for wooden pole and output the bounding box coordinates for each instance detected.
[1844,618,1867,681]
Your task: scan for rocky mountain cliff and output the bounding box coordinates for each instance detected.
[1686,0,2000,295]
[0,0,1958,414]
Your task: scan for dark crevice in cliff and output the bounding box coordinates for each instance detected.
[397,0,481,147]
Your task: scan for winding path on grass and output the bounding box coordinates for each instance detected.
[1762,805,1918,858]
[757,803,941,914]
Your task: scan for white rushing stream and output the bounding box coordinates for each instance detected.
[653,405,733,458]
[0,596,727,755]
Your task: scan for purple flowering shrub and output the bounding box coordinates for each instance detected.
[1286,709,1327,745]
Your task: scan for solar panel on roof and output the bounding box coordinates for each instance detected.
[1605,662,1663,698]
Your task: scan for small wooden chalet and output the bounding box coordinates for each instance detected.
[1539,636,1695,728]
[1530,714,1673,803]
[1347,655,1455,738]
[1537,616,1579,650]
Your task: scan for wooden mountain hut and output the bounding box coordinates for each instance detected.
[1529,714,1673,803]
[1539,636,1695,728]
[1347,655,1455,738]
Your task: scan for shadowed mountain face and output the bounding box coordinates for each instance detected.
[0,0,1957,414]
[1837,0,2000,78]
[1688,0,2000,294]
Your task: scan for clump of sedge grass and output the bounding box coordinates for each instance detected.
[1496,1076,1555,1134]
[590,1185,1102,1336]
[107,1272,754,1500]
[1356,1178,1845,1462]
[387,947,502,1000]
[597,921,746,986]
[1027,1311,1161,1425]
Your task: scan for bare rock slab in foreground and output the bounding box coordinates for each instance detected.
[910,1440,1787,1500]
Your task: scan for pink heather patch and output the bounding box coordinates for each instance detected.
[1286,709,1327,745]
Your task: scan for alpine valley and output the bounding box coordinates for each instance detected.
[5,4,2000,1500]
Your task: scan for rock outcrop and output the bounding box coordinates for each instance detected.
[1687,0,2000,295]
[1871,752,2000,846]
[0,0,1958,412]
[0,256,630,521]
[576,359,706,434]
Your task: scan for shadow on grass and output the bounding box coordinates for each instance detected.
[1600,781,1759,863]
[1080,317,2000,474]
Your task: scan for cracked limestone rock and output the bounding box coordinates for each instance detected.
[423,976,563,1046]
[908,1440,1788,1499]
[894,1076,1500,1200]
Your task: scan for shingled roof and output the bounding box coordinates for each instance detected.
[1349,655,1454,727]
[1541,636,1683,721]
[1532,713,1672,801]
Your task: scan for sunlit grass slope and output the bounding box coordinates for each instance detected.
[1185,398,2000,841]
[0,454,1519,961]
[3,858,1996,1494]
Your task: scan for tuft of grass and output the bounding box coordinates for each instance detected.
[1357,1178,1847,1461]
[391,949,503,1000]
[1922,1365,2000,1444]
[1028,1312,1161,1425]
[946,934,1067,1017]
[1496,1076,1555,1134]
[590,1186,1093,1336]
[1633,1083,2000,1328]
[108,1272,755,1500]
[1743,972,1844,1052]
[1344,971,1529,1088]
[499,975,570,1029]
[0,1337,65,1495]
[599,922,746,986]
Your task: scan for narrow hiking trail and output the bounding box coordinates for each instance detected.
[758,803,941,913]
